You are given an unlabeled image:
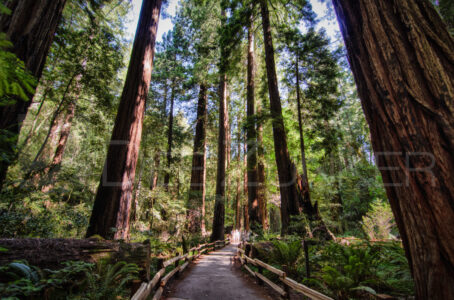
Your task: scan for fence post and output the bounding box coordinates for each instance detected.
[283,283,291,300]
[157,257,164,271]
[174,252,180,278]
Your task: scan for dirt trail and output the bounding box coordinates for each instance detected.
[164,243,273,300]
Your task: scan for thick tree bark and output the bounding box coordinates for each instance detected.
[259,0,300,234]
[187,84,208,234]
[211,7,228,242]
[211,74,228,242]
[332,0,454,298]
[246,21,260,229]
[86,0,162,240]
[163,79,176,190]
[0,0,67,187]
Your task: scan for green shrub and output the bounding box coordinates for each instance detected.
[0,260,140,299]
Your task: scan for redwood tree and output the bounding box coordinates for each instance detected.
[0,0,67,186]
[187,83,208,234]
[246,16,260,229]
[211,74,228,241]
[332,0,454,298]
[259,0,300,234]
[86,0,162,240]
[211,7,229,242]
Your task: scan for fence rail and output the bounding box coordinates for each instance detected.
[131,238,230,300]
[237,243,333,300]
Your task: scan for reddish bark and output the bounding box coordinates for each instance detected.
[86,0,162,240]
[259,0,300,234]
[187,84,208,234]
[332,0,454,298]
[211,74,228,242]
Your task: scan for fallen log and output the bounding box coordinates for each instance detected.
[0,238,151,280]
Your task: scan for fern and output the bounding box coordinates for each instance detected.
[0,32,37,104]
[270,240,303,278]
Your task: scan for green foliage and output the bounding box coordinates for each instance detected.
[82,261,140,299]
[0,260,140,299]
[270,239,302,278]
[0,33,37,105]
[308,242,414,299]
[0,187,90,237]
[362,199,395,240]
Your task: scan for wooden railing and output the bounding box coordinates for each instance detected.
[131,238,230,300]
[237,243,333,300]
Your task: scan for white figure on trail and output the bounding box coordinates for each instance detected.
[231,229,241,244]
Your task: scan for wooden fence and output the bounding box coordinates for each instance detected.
[131,238,230,300]
[237,243,333,300]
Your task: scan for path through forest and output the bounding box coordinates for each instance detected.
[164,243,272,300]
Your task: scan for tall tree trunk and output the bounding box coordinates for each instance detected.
[332,0,454,298]
[41,61,86,191]
[150,151,160,191]
[31,73,77,167]
[257,98,267,229]
[246,19,260,229]
[148,151,160,229]
[211,74,228,242]
[163,79,175,190]
[40,100,75,192]
[86,0,162,240]
[296,59,309,194]
[187,83,207,234]
[259,0,300,234]
[243,139,249,231]
[211,7,228,242]
[295,60,318,223]
[33,109,63,166]
[0,0,67,187]
[235,136,242,230]
[225,88,231,210]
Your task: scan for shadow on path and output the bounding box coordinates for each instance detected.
[163,243,273,300]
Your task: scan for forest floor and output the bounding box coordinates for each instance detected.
[163,243,274,300]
